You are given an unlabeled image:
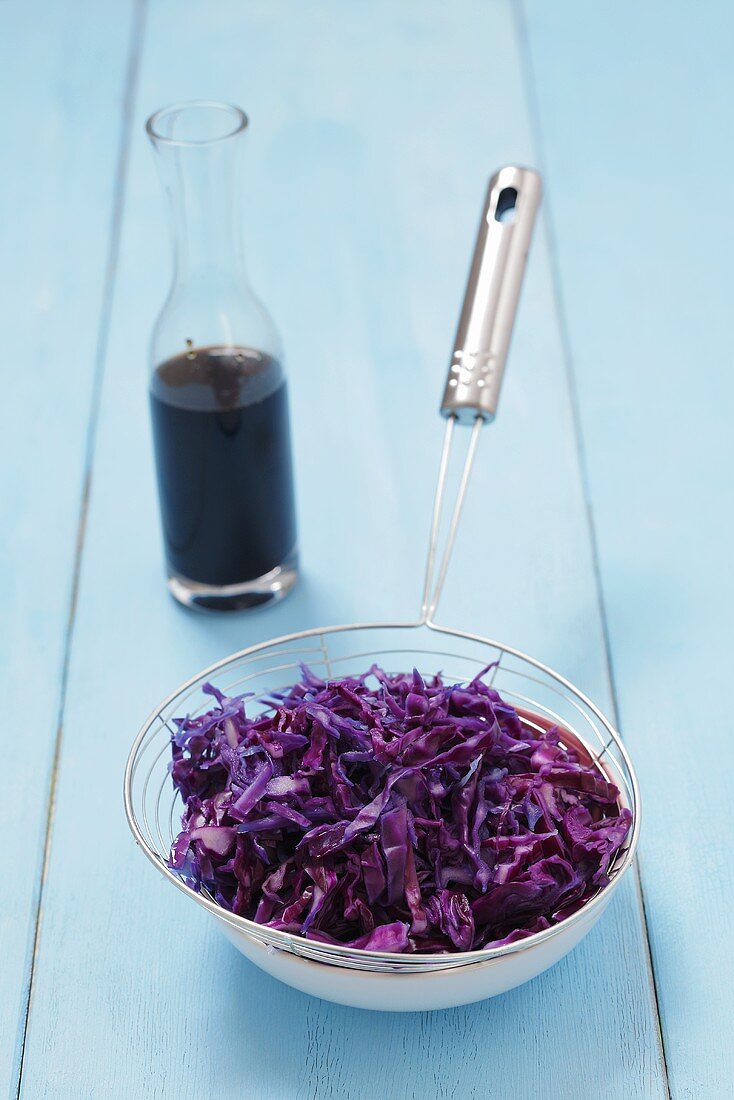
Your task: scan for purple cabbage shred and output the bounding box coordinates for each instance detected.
[169,666,632,953]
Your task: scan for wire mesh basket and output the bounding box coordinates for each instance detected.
[125,619,639,975]
[124,168,640,999]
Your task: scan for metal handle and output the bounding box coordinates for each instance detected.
[440,166,542,424]
[421,168,542,623]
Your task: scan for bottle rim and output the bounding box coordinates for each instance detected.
[146,101,248,148]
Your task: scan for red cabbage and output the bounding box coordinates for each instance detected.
[169,666,632,953]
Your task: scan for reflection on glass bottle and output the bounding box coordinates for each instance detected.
[146,101,298,611]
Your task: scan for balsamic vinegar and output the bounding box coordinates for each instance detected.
[150,345,296,590]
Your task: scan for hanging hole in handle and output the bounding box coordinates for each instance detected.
[494,186,518,223]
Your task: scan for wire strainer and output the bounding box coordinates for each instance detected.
[124,168,640,1001]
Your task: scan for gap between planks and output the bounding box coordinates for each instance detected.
[12,2,149,1096]
[511,1,672,1094]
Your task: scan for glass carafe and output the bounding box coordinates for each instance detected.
[146,101,298,611]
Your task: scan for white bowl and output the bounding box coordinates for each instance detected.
[216,890,615,1011]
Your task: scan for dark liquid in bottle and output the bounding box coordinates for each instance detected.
[150,346,296,589]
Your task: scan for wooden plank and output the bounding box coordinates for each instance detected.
[520,2,733,1096]
[0,2,136,1094]
[19,2,666,1097]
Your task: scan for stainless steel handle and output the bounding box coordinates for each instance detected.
[440,166,542,424]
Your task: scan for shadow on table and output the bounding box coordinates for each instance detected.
[208,887,652,1100]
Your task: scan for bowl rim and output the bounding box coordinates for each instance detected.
[123,618,641,971]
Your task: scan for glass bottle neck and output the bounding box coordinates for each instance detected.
[147,104,282,365]
[147,102,250,289]
[160,140,245,286]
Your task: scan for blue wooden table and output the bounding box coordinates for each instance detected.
[3,2,732,1097]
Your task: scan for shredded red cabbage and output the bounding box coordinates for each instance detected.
[169,666,632,953]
